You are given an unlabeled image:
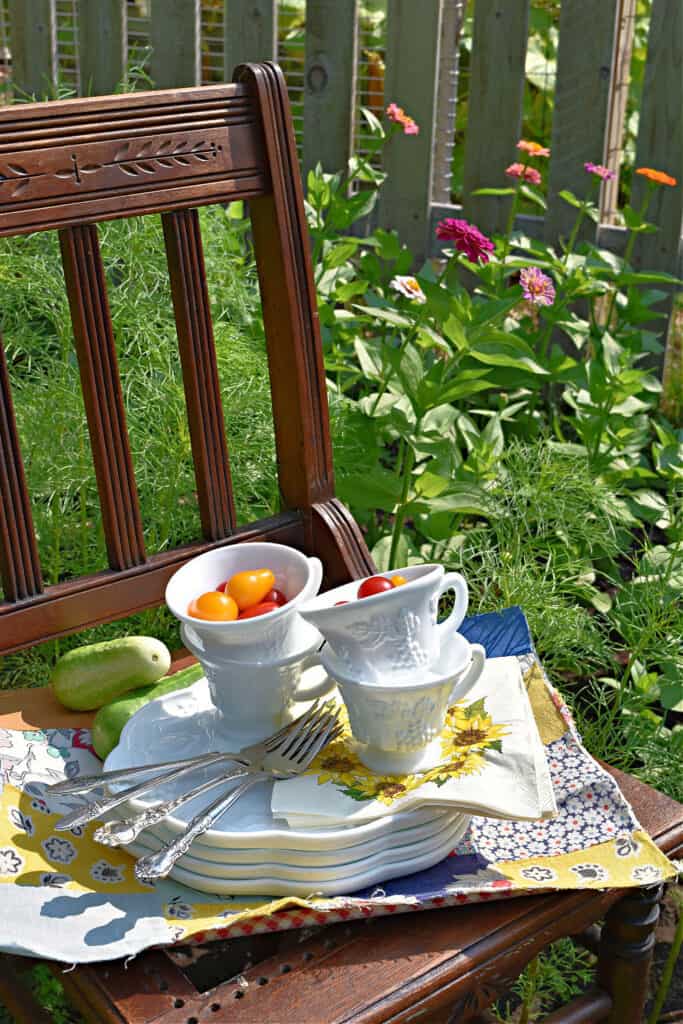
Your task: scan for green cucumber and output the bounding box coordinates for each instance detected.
[92,662,204,760]
[51,636,171,711]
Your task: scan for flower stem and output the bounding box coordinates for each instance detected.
[602,183,654,334]
[388,438,417,570]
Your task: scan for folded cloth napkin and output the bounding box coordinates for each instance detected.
[271,655,557,827]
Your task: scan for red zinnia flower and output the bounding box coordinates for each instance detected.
[506,163,542,185]
[435,218,495,265]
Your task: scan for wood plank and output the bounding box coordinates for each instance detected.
[224,0,277,78]
[162,208,237,541]
[0,336,43,602]
[8,0,56,100]
[631,0,683,375]
[59,223,146,573]
[432,0,467,205]
[303,0,358,178]
[462,0,530,236]
[545,0,620,244]
[601,0,637,223]
[380,0,443,263]
[150,0,200,89]
[77,0,127,97]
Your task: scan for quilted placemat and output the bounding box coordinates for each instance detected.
[0,607,676,963]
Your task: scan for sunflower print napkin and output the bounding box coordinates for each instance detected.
[0,607,676,964]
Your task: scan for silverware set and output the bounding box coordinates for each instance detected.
[46,700,342,883]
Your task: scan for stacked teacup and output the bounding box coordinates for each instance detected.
[298,565,486,774]
[165,543,334,742]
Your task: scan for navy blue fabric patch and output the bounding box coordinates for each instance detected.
[459,605,532,658]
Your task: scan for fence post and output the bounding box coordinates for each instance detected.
[303,0,358,179]
[380,0,443,265]
[632,0,683,378]
[432,0,466,206]
[224,0,277,77]
[150,0,200,89]
[462,0,530,237]
[8,0,56,99]
[78,0,127,96]
[545,0,619,245]
[602,0,637,223]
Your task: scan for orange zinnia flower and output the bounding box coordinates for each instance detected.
[636,167,677,187]
[517,139,550,158]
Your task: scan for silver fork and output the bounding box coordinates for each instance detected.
[53,701,328,832]
[48,701,326,798]
[94,704,341,848]
[134,707,343,882]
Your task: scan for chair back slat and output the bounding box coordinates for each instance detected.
[0,340,43,601]
[59,223,146,571]
[162,208,237,540]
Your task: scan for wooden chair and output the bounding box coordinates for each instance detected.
[0,63,680,1024]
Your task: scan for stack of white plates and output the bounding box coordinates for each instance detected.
[104,680,469,897]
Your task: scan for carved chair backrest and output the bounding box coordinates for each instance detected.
[0,63,367,658]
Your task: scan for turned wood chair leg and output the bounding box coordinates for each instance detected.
[597,884,662,1024]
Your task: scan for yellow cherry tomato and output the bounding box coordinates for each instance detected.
[187,591,239,621]
[390,574,408,587]
[227,568,276,611]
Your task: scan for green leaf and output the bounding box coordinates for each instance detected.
[486,739,504,753]
[336,279,368,302]
[353,338,383,379]
[619,271,683,286]
[352,304,412,328]
[463,697,487,719]
[337,467,402,510]
[660,682,683,712]
[558,189,583,210]
[519,183,547,210]
[325,240,359,268]
[470,187,516,197]
[467,329,549,375]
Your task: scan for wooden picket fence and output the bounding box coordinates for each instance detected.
[1,0,682,365]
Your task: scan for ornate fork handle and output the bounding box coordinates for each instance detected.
[134,772,277,882]
[55,752,231,831]
[94,765,252,847]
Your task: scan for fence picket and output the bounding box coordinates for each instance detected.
[8,0,56,99]
[150,0,200,89]
[78,0,127,96]
[224,0,277,77]
[632,0,683,375]
[303,0,358,178]
[380,0,443,264]
[545,0,619,244]
[462,0,530,236]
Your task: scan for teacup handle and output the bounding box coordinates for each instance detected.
[436,571,469,644]
[297,557,323,604]
[291,649,336,702]
[449,643,486,702]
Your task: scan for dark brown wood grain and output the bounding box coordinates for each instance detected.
[0,336,42,601]
[59,222,146,572]
[163,207,237,540]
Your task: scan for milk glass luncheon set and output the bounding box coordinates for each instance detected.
[98,541,488,894]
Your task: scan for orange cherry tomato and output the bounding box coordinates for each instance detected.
[238,601,279,619]
[227,569,276,611]
[187,591,239,621]
[262,587,287,607]
[357,576,394,599]
[390,574,408,587]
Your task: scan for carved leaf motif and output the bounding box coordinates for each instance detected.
[114,144,130,161]
[55,169,75,179]
[135,161,157,175]
[137,142,154,157]
[80,164,101,174]
[120,163,140,176]
[194,152,210,161]
[156,158,174,168]
[7,163,28,176]
[173,156,191,166]
[11,178,30,197]
[156,140,174,154]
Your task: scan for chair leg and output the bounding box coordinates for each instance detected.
[597,884,662,1024]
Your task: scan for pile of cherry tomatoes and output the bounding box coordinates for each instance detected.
[187,569,287,622]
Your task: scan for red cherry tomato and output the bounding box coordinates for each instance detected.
[215,580,229,593]
[334,600,349,606]
[238,601,279,620]
[357,576,394,599]
[262,587,287,607]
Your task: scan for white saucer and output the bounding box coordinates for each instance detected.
[104,678,458,853]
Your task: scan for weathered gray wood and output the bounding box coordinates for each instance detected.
[150,0,200,89]
[8,0,56,99]
[224,0,277,78]
[545,0,620,244]
[303,0,358,178]
[432,0,466,205]
[462,0,530,236]
[632,0,683,376]
[78,0,127,96]
[602,0,637,223]
[380,0,443,264]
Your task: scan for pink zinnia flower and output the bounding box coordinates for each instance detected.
[506,163,542,185]
[517,139,550,158]
[520,266,555,306]
[435,218,495,265]
[386,102,419,136]
[584,161,615,181]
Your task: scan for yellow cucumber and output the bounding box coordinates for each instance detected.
[51,636,171,711]
[92,663,203,760]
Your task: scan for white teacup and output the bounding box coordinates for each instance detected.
[165,542,323,663]
[298,564,468,682]
[181,621,334,740]
[321,632,486,774]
